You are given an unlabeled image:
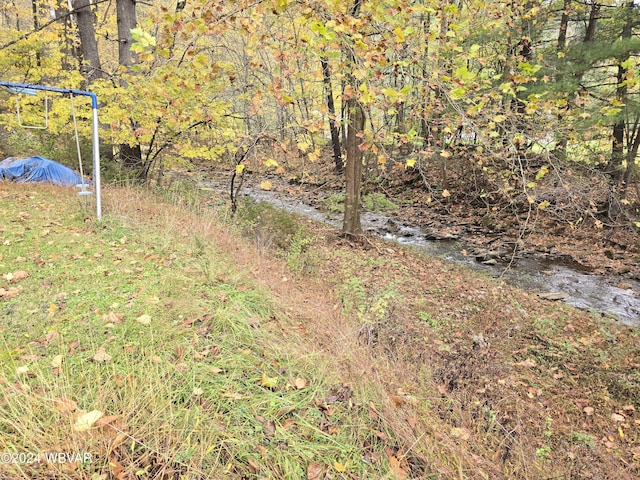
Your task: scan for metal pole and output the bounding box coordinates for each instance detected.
[0,81,103,220]
[90,95,102,220]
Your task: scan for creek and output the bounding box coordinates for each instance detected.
[200,179,640,326]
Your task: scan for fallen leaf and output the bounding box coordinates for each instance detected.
[223,392,243,400]
[389,454,409,480]
[451,427,471,441]
[292,377,307,390]
[260,180,273,191]
[74,410,103,431]
[45,330,59,344]
[4,270,29,283]
[103,312,124,324]
[0,286,23,299]
[258,372,278,389]
[136,314,152,325]
[307,462,323,480]
[51,354,63,368]
[583,407,595,416]
[611,413,626,422]
[53,397,78,413]
[517,358,537,368]
[93,347,112,363]
[333,461,346,473]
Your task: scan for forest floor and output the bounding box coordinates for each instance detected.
[1,178,639,479]
[214,156,640,281]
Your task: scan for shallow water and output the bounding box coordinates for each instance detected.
[204,181,640,326]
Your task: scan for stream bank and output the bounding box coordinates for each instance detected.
[197,174,639,326]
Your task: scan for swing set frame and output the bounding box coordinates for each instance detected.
[0,81,102,220]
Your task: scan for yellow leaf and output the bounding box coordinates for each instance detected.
[235,164,245,174]
[136,314,152,325]
[442,189,451,198]
[333,461,346,472]
[393,27,405,43]
[378,155,387,165]
[51,355,63,368]
[405,158,416,168]
[259,372,278,389]
[74,410,103,432]
[264,158,279,167]
[297,141,310,152]
[538,200,550,210]
[260,180,273,191]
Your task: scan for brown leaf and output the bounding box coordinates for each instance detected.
[307,462,323,480]
[103,312,124,324]
[44,330,59,344]
[255,415,275,438]
[611,413,626,422]
[4,270,29,283]
[292,377,307,390]
[53,397,78,413]
[93,346,112,363]
[0,286,23,299]
[388,453,409,480]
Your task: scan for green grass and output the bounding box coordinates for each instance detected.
[0,184,393,479]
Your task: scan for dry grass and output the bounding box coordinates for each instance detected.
[2,182,638,479]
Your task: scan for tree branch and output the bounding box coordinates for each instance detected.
[0,0,111,52]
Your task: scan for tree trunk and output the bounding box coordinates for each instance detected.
[553,0,571,159]
[343,98,365,235]
[341,0,364,235]
[607,1,634,183]
[72,0,103,83]
[321,56,343,174]
[116,0,143,172]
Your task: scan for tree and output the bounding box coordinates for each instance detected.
[115,0,143,172]
[72,0,104,83]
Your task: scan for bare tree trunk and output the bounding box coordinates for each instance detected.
[321,56,343,174]
[116,0,143,173]
[72,0,103,83]
[608,1,635,184]
[341,0,364,235]
[553,0,571,159]
[343,98,365,235]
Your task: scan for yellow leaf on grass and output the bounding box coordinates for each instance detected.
[259,372,278,389]
[74,410,103,432]
[235,164,245,174]
[333,461,346,473]
[51,355,63,368]
[264,158,279,167]
[136,314,152,325]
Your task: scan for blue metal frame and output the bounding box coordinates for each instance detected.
[0,81,102,219]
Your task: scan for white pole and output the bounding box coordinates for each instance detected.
[91,100,102,220]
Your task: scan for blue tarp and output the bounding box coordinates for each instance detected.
[0,156,86,186]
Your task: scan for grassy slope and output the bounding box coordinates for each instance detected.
[0,182,638,480]
[0,184,393,479]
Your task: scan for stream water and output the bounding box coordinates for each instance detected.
[202,180,640,326]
